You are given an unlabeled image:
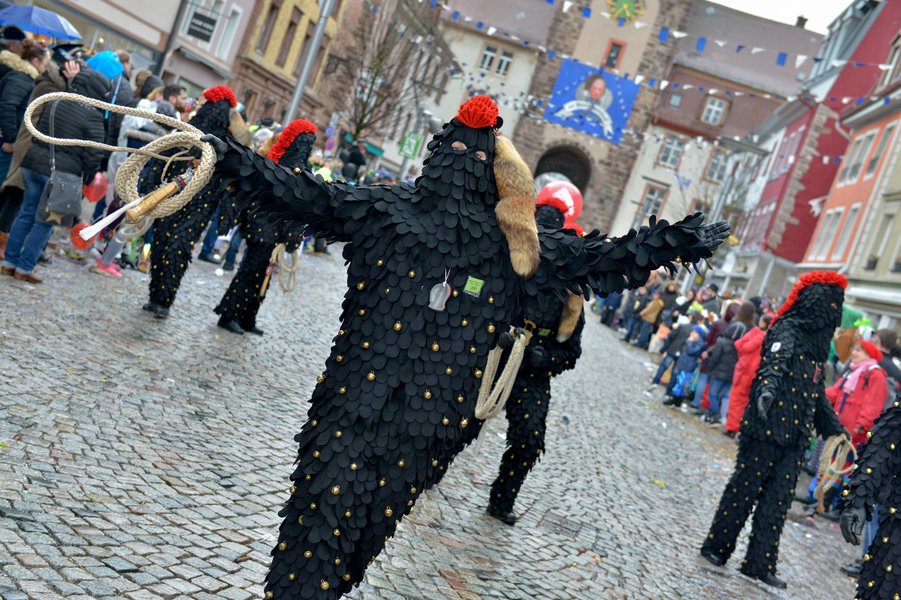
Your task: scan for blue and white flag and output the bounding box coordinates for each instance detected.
[543,59,639,145]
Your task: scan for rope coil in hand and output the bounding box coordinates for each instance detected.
[24,92,216,219]
[475,328,528,421]
[260,243,301,297]
[815,434,857,514]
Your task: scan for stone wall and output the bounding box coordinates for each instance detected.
[511,0,694,232]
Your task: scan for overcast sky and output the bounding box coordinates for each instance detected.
[711,0,851,34]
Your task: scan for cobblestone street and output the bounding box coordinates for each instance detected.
[0,246,858,600]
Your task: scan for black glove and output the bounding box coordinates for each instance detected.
[498,331,515,350]
[756,390,774,421]
[528,346,548,368]
[699,220,731,255]
[840,506,866,545]
[200,134,227,159]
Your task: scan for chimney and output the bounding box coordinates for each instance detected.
[795,15,808,28]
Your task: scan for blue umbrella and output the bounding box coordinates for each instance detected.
[86,50,123,80]
[0,6,81,40]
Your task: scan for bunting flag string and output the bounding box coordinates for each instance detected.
[402,0,899,71]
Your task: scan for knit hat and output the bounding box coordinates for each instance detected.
[858,340,884,362]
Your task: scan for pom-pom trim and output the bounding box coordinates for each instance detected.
[268,119,317,164]
[456,95,500,129]
[203,85,237,107]
[536,196,569,216]
[772,270,848,326]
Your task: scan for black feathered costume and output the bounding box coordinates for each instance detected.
[838,395,901,599]
[485,199,585,525]
[701,271,849,589]
[211,95,730,599]
[214,120,317,335]
[140,86,240,317]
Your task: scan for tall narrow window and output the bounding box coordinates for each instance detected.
[276,8,302,67]
[812,209,843,260]
[604,42,624,69]
[839,137,864,184]
[256,0,282,54]
[867,124,896,176]
[848,131,876,182]
[879,44,901,88]
[668,93,682,107]
[633,186,667,230]
[216,8,242,58]
[658,137,684,168]
[293,21,315,77]
[705,149,729,182]
[700,96,727,125]
[831,205,860,260]
[496,50,513,76]
[479,46,497,70]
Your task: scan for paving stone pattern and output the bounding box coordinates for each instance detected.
[0,246,858,599]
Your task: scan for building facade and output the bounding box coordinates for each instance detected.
[36,0,254,93]
[228,0,342,128]
[609,2,822,237]
[511,0,693,232]
[726,0,899,299]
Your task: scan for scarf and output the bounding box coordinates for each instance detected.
[842,358,879,395]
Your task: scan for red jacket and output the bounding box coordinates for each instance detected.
[725,326,766,433]
[826,365,888,447]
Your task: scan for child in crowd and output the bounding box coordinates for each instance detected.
[663,325,707,407]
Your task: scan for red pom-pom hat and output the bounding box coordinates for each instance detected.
[268,119,317,164]
[771,270,848,326]
[536,195,569,216]
[456,95,500,129]
[203,85,237,107]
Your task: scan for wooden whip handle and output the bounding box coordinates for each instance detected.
[125,180,182,222]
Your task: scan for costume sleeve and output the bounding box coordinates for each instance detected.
[215,137,373,243]
[527,213,729,298]
[753,334,795,401]
[838,402,901,514]
[813,389,847,440]
[546,312,584,377]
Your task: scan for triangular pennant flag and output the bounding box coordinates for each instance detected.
[832,59,847,67]
[635,21,647,29]
[600,11,610,17]
[683,84,693,90]
[635,74,645,84]
[617,17,625,26]
[660,80,669,90]
[795,54,808,69]
[659,28,670,42]
[708,89,718,94]
[672,31,687,38]
[487,26,496,36]
[822,155,829,165]
[736,44,745,53]
[582,7,591,17]
[842,96,852,104]
[696,37,707,52]
[714,40,727,47]
[879,63,894,71]
[776,52,787,66]
[562,0,573,12]
[451,10,460,20]
[751,47,765,54]
[548,50,556,59]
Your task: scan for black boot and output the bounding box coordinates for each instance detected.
[486,504,516,526]
[217,316,244,335]
[142,302,169,319]
[700,549,725,567]
[740,568,787,589]
[244,325,264,336]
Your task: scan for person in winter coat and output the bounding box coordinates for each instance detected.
[652,312,702,386]
[600,290,621,326]
[0,51,80,258]
[704,301,756,425]
[826,340,888,448]
[622,287,649,343]
[725,314,772,433]
[0,41,49,181]
[663,326,707,406]
[0,69,108,283]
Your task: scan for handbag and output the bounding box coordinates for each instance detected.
[35,101,83,227]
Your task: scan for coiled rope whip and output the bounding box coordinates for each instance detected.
[815,434,857,513]
[23,92,216,238]
[260,243,301,297]
[475,328,529,421]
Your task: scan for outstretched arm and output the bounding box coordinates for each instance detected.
[527,213,730,298]
[211,136,376,242]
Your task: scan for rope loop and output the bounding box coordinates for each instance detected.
[475,328,529,421]
[815,434,857,513]
[24,92,216,218]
